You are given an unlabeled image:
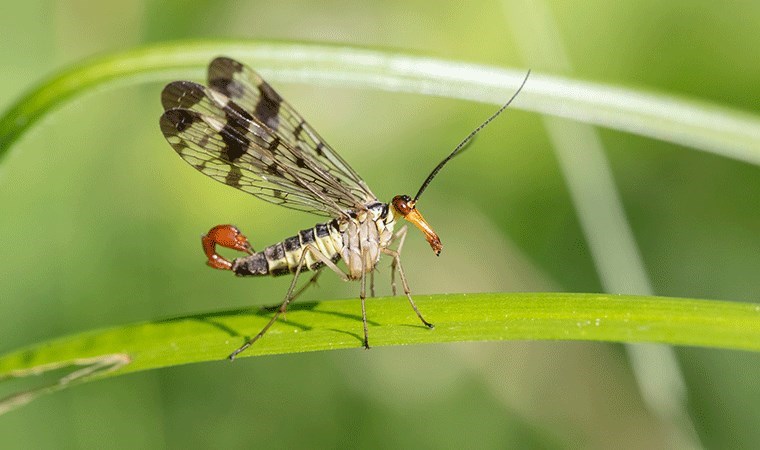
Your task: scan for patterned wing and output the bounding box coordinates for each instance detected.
[160,61,377,217]
[206,57,376,204]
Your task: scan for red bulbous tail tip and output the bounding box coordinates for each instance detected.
[201,224,254,270]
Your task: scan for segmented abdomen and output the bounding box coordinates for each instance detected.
[231,220,343,277]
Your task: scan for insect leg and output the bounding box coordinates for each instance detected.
[228,249,310,360]
[360,256,370,349]
[306,248,350,282]
[381,247,434,329]
[262,269,323,318]
[228,245,349,360]
[302,247,373,348]
[286,269,323,307]
[369,270,376,298]
[278,246,352,317]
[389,225,409,296]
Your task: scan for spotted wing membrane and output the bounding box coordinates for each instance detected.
[207,57,375,202]
[160,57,377,217]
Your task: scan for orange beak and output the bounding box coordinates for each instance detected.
[404,207,442,256]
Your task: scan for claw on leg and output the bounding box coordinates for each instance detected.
[202,224,254,270]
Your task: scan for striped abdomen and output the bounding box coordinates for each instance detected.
[231,220,343,277]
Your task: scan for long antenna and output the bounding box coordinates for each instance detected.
[413,69,531,202]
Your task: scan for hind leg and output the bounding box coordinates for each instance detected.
[228,245,350,360]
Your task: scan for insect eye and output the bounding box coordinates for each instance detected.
[392,195,414,216]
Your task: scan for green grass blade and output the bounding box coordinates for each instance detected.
[1,40,759,164]
[1,293,759,414]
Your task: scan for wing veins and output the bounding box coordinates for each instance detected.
[160,58,378,218]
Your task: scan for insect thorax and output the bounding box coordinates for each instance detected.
[340,202,395,280]
[231,202,395,279]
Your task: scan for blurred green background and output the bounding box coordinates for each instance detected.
[1,0,759,448]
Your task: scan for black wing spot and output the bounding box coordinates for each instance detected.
[160,57,376,217]
[293,121,305,139]
[255,83,282,130]
[220,123,249,162]
[161,109,197,135]
[223,79,246,99]
[208,76,231,93]
[225,165,243,188]
[161,81,205,111]
[208,57,246,98]
[268,136,281,153]
[259,81,283,102]
[227,101,254,122]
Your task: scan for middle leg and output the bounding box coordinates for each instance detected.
[360,256,370,349]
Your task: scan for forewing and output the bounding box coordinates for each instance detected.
[206,56,377,204]
[160,80,349,216]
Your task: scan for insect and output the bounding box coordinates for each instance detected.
[159,57,529,360]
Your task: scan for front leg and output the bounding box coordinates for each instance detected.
[389,225,408,296]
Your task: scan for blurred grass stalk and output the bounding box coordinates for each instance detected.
[1,40,759,164]
[503,1,701,448]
